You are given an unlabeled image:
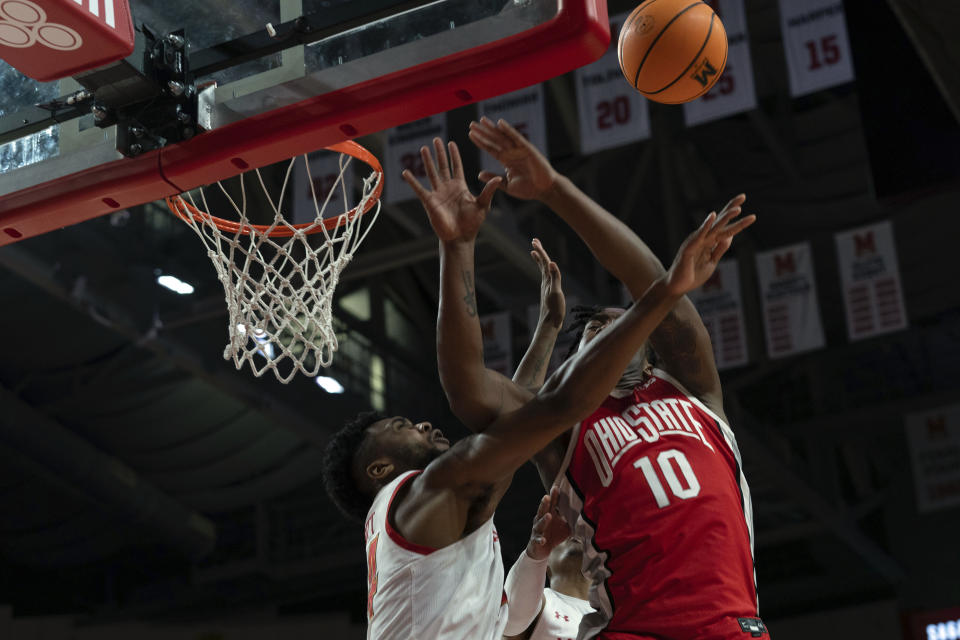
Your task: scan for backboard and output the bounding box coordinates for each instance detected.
[0,0,609,245]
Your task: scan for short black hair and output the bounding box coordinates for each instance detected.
[322,410,387,522]
[563,303,656,365]
[562,304,607,361]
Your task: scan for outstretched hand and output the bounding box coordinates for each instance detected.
[530,238,565,330]
[402,138,502,244]
[468,117,557,201]
[664,195,756,296]
[526,486,570,561]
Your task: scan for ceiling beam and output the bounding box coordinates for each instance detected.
[0,383,215,559]
[732,403,905,585]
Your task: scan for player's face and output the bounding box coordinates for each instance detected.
[366,416,451,471]
[578,307,625,350]
[548,536,585,578]
[579,307,649,379]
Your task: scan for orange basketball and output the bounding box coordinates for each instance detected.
[618,0,728,104]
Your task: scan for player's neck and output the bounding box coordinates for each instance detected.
[616,361,651,390]
[550,572,591,601]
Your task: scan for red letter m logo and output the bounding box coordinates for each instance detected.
[854,232,876,257]
[773,252,796,277]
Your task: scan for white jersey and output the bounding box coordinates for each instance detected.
[528,588,594,640]
[363,470,508,640]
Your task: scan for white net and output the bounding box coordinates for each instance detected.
[167,148,382,384]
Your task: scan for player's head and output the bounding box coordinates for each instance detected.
[547,536,585,581]
[322,412,451,521]
[564,305,653,373]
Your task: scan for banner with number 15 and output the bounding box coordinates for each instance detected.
[778,0,856,97]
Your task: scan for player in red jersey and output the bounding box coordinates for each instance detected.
[432,117,767,639]
[323,138,753,640]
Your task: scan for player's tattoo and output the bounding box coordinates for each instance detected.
[525,348,549,383]
[461,269,478,317]
[653,309,705,380]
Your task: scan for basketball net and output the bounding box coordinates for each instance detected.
[166,142,383,383]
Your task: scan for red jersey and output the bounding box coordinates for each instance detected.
[555,369,766,640]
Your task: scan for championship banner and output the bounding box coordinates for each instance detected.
[905,405,960,513]
[479,85,547,176]
[755,242,825,358]
[834,220,907,341]
[481,311,513,377]
[383,114,447,203]
[777,0,855,97]
[291,150,356,225]
[687,260,749,370]
[575,12,651,154]
[683,0,757,127]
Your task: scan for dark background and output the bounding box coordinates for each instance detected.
[0,0,959,637]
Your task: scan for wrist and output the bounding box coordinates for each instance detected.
[441,237,476,252]
[535,171,565,205]
[525,543,552,562]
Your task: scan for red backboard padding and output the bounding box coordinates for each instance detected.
[0,0,608,245]
[0,0,135,81]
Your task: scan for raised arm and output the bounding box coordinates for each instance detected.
[428,205,755,495]
[469,117,750,415]
[402,139,542,431]
[503,487,569,639]
[513,239,565,392]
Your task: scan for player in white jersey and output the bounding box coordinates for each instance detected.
[504,488,594,640]
[322,138,753,640]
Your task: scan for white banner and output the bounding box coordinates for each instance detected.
[683,0,757,126]
[687,260,749,370]
[575,12,651,153]
[778,0,855,97]
[383,114,447,203]
[291,151,356,225]
[479,85,547,176]
[755,242,825,358]
[905,405,960,513]
[834,220,907,341]
[481,311,513,377]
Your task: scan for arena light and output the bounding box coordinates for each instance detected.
[315,376,345,394]
[156,274,195,295]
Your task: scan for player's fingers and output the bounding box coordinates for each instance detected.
[720,193,746,213]
[468,128,502,154]
[447,140,464,180]
[720,214,757,238]
[401,169,428,200]
[497,119,530,147]
[710,236,733,263]
[478,170,503,185]
[695,212,717,241]
[420,145,440,189]
[549,262,562,284]
[715,205,741,227]
[433,138,450,180]
[475,117,515,148]
[476,177,502,210]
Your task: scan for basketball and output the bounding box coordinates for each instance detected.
[618,0,728,104]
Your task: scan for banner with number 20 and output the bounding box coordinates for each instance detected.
[575,12,651,155]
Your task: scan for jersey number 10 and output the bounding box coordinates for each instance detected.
[633,449,701,508]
